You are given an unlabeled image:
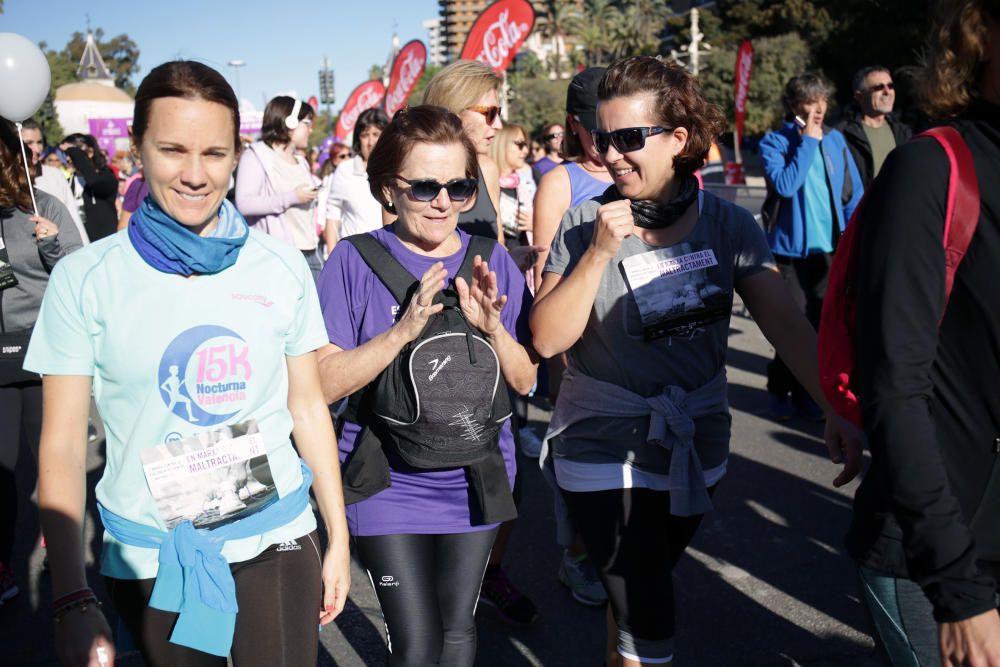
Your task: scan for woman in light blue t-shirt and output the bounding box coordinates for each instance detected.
[27,61,350,666]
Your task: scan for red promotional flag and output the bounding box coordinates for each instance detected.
[459,0,536,75]
[733,40,754,142]
[334,80,386,141]
[384,40,428,117]
[307,95,319,110]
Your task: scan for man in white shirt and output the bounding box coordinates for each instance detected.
[21,120,89,244]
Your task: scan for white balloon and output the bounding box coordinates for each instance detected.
[0,32,52,122]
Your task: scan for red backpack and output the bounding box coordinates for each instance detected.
[817,126,981,425]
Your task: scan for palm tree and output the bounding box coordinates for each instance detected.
[536,0,579,79]
[566,0,622,67]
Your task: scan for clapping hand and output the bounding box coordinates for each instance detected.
[455,255,506,337]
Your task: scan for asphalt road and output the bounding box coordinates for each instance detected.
[2,305,885,666]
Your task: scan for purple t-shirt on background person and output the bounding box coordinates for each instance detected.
[317,225,532,536]
[122,177,148,213]
[533,156,561,177]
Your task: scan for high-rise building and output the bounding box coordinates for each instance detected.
[422,18,448,67]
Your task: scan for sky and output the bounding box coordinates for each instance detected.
[2,0,440,113]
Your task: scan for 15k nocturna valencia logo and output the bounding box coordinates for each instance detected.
[157,325,253,426]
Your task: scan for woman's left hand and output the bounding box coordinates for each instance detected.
[31,215,58,242]
[823,413,866,488]
[515,207,533,233]
[456,255,507,336]
[318,539,351,625]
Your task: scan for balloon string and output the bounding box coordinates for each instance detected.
[15,122,40,216]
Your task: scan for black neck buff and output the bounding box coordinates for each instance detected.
[604,175,699,229]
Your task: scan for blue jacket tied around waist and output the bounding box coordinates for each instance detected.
[97,461,313,657]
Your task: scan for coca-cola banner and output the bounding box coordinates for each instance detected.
[733,40,753,141]
[385,40,427,117]
[334,79,386,142]
[459,0,535,75]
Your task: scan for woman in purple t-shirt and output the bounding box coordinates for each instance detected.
[315,106,537,666]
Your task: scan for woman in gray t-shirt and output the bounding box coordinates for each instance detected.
[530,56,865,667]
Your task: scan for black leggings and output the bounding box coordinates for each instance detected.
[107,531,322,667]
[0,381,42,564]
[354,529,498,666]
[562,487,709,663]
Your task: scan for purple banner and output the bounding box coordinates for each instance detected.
[88,118,131,158]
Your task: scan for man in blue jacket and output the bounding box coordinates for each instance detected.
[759,72,864,420]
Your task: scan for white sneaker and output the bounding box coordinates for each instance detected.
[518,426,543,458]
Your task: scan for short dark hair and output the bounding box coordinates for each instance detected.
[133,61,240,150]
[352,108,390,155]
[366,105,478,212]
[598,56,726,179]
[261,96,315,147]
[62,133,108,170]
[20,119,42,134]
[852,66,891,94]
[781,72,835,116]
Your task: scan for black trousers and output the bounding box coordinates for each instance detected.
[767,253,833,400]
[0,381,42,564]
[354,529,498,666]
[107,531,322,667]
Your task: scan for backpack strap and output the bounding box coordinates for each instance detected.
[455,235,497,286]
[345,234,416,305]
[919,127,981,318]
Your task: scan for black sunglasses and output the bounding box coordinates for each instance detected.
[394,175,478,202]
[513,140,528,149]
[591,126,673,154]
[868,82,895,93]
[544,132,564,140]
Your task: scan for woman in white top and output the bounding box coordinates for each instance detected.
[235,96,322,280]
[324,108,389,250]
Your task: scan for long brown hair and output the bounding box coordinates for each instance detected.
[0,120,34,212]
[919,0,1000,118]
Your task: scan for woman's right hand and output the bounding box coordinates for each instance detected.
[392,262,447,343]
[55,607,115,667]
[294,185,320,205]
[590,199,634,260]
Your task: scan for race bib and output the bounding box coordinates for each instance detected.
[620,245,728,340]
[140,420,275,530]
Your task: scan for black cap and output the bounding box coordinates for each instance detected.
[566,67,606,132]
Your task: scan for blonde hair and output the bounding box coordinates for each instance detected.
[919,0,1000,118]
[489,123,527,175]
[421,60,502,113]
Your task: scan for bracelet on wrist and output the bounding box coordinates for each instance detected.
[52,595,101,623]
[52,587,96,610]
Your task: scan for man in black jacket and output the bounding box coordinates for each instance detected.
[837,66,912,188]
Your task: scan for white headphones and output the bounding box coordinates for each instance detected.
[285,97,302,130]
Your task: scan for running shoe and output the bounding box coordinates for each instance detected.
[479,567,538,626]
[558,551,607,606]
[0,561,19,606]
[518,426,543,459]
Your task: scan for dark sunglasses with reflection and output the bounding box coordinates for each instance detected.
[393,175,478,202]
[867,82,895,93]
[590,126,673,154]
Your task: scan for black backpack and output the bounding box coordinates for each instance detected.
[344,234,512,469]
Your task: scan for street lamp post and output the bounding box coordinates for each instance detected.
[228,59,246,104]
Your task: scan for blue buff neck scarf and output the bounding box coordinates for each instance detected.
[128,195,249,276]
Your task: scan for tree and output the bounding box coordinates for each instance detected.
[697,32,811,135]
[61,29,141,93]
[368,64,385,82]
[507,77,568,137]
[536,0,580,79]
[408,64,442,107]
[565,0,622,67]
[34,47,76,144]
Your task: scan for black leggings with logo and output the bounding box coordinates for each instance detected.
[354,529,498,666]
[106,531,322,667]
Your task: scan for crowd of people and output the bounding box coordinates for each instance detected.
[1,0,999,665]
